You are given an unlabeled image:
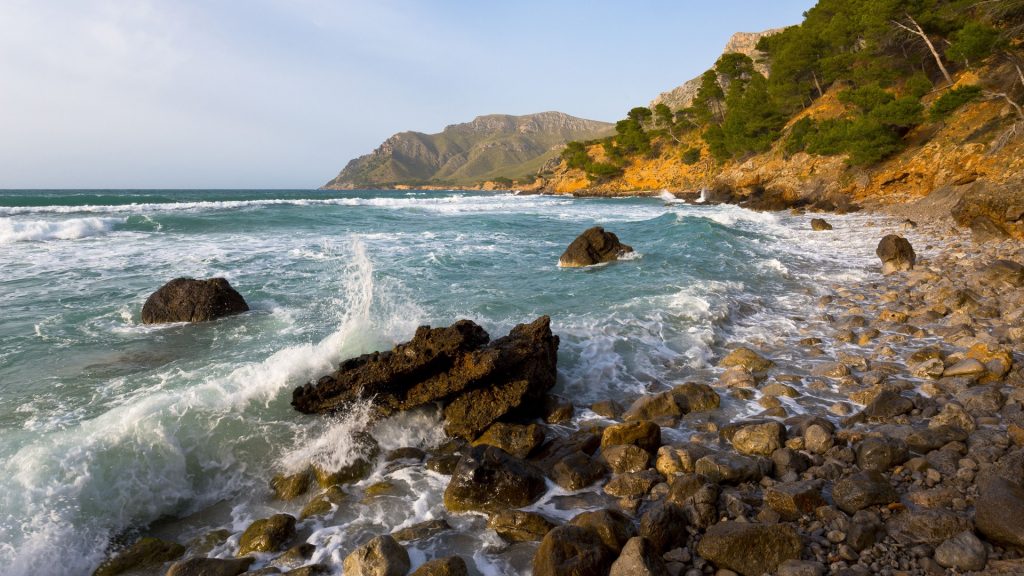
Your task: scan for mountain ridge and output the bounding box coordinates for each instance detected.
[322,111,614,189]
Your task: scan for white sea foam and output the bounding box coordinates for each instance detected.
[0,217,122,243]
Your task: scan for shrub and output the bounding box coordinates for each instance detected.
[929,85,983,120]
[681,147,702,164]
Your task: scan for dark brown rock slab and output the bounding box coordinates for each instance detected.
[165,558,254,576]
[532,525,616,576]
[410,557,468,576]
[141,277,248,324]
[609,536,670,576]
[558,226,633,267]
[833,471,898,514]
[976,475,1024,548]
[696,521,802,576]
[487,509,556,542]
[92,537,185,576]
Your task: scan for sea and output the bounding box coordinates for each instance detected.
[0,189,884,576]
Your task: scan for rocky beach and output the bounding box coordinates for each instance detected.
[74,198,1024,576]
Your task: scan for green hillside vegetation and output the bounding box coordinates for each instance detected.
[325,112,615,188]
[562,0,1024,178]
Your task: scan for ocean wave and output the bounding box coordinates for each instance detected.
[0,217,122,244]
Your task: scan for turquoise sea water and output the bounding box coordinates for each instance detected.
[0,190,882,575]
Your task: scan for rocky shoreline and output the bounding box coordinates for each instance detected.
[94,210,1023,576]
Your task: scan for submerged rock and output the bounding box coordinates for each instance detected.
[558,226,633,267]
[92,537,185,576]
[141,277,249,324]
[875,235,915,274]
[292,316,558,439]
[810,218,833,231]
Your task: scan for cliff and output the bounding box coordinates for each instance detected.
[650,29,783,111]
[323,112,614,189]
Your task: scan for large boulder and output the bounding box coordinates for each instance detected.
[292,316,559,439]
[976,475,1024,548]
[533,525,616,576]
[443,446,547,513]
[696,521,802,576]
[141,277,248,324]
[237,514,296,556]
[558,226,634,267]
[875,235,915,275]
[343,535,410,576]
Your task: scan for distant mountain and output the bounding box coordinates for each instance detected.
[322,112,615,189]
[649,29,783,111]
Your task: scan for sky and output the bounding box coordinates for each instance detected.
[0,0,816,189]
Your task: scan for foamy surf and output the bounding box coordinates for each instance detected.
[0,216,123,243]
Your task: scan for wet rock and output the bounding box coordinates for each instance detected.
[343,535,410,576]
[832,471,898,514]
[569,509,636,554]
[876,235,915,274]
[695,452,770,484]
[604,469,662,498]
[943,358,986,378]
[471,422,544,459]
[410,557,468,576]
[237,514,296,556]
[981,259,1024,288]
[285,565,329,576]
[93,537,185,576]
[862,390,914,419]
[141,277,248,324]
[718,347,774,373]
[639,501,687,553]
[558,226,634,267]
[600,444,652,474]
[270,470,311,501]
[671,382,721,413]
[488,509,556,542]
[930,402,975,433]
[855,436,909,472]
[165,558,254,576]
[551,451,606,490]
[803,424,834,454]
[764,480,825,520]
[886,509,973,546]
[601,421,661,453]
[696,521,802,576]
[666,474,719,528]
[656,444,709,478]
[590,400,621,419]
[810,218,833,231]
[956,386,1004,415]
[934,531,987,571]
[975,475,1024,547]
[532,525,616,576]
[543,395,575,424]
[312,436,377,487]
[292,317,558,442]
[719,366,757,388]
[727,420,785,456]
[443,446,546,513]
[623,392,683,424]
[391,519,452,543]
[847,510,884,551]
[609,536,670,576]
[971,215,1009,242]
[424,455,460,476]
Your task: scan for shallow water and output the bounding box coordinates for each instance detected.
[0,189,885,575]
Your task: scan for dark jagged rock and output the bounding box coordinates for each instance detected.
[443,446,547,513]
[833,471,898,514]
[568,509,636,554]
[292,316,558,439]
[696,521,802,576]
[558,227,634,267]
[141,277,248,324]
[92,537,185,576]
[875,235,915,275]
[810,218,833,231]
[391,519,452,542]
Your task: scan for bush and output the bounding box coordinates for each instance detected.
[784,117,815,155]
[947,22,1005,66]
[904,72,933,99]
[929,85,983,120]
[681,147,702,164]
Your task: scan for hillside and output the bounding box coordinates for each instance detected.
[322,112,614,189]
[536,0,1024,238]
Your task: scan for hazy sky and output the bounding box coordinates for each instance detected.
[0,0,815,189]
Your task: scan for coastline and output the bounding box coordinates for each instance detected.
[77,196,1024,576]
